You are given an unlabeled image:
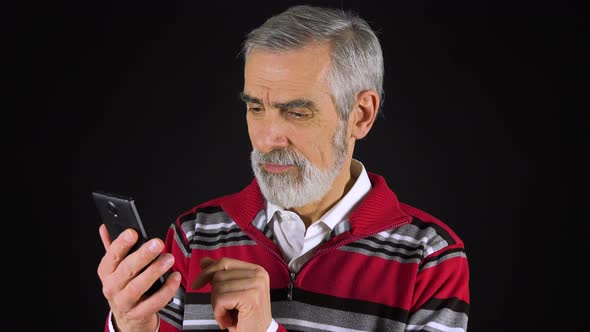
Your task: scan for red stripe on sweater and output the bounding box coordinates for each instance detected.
[411,253,470,310]
[297,249,418,310]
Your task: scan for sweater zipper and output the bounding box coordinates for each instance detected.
[245,229,287,266]
[288,272,296,300]
[243,228,294,299]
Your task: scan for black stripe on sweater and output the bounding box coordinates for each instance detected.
[197,205,225,214]
[411,218,456,246]
[193,228,244,238]
[176,205,227,252]
[420,247,465,267]
[292,288,409,321]
[187,289,288,304]
[361,234,426,252]
[190,234,253,247]
[162,303,183,317]
[172,221,191,254]
[345,241,423,261]
[418,297,470,315]
[158,308,182,328]
[186,292,211,304]
[189,289,409,321]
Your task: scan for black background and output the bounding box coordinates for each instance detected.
[10,1,584,331]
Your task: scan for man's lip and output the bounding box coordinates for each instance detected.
[262,163,294,173]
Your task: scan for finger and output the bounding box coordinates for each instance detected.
[110,238,164,289]
[97,228,138,280]
[121,271,182,323]
[210,268,259,284]
[125,253,175,298]
[191,258,218,290]
[211,289,258,330]
[214,306,237,330]
[210,275,262,294]
[191,257,259,290]
[199,256,216,269]
[215,307,237,330]
[98,224,111,250]
[192,257,222,290]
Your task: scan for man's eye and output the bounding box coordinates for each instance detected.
[288,111,309,119]
[248,107,263,113]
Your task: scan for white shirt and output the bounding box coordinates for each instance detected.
[266,159,372,273]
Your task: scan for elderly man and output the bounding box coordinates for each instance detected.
[97,5,470,332]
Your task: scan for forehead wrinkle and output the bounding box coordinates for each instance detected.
[245,52,331,101]
[263,90,271,107]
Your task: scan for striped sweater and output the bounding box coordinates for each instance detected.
[150,172,469,331]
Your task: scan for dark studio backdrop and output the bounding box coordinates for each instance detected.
[11,1,584,331]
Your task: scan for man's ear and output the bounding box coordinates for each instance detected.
[349,90,380,140]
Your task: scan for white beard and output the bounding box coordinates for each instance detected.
[250,122,348,208]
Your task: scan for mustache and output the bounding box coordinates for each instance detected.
[251,148,307,168]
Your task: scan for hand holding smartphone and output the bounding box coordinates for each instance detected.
[92,190,166,296]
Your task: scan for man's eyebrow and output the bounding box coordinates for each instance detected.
[274,99,316,111]
[240,92,317,111]
[239,92,262,104]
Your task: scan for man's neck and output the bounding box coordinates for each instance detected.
[289,158,355,228]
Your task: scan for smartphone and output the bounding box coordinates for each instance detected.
[92,190,166,296]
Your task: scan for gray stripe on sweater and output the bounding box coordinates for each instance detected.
[375,223,449,256]
[273,301,407,332]
[180,301,407,331]
[341,223,451,260]
[178,210,256,250]
[420,251,467,271]
[159,285,186,328]
[250,209,275,240]
[406,307,468,332]
[250,209,267,230]
[338,242,422,264]
[182,210,234,235]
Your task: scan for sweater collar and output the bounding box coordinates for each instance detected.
[220,172,411,236]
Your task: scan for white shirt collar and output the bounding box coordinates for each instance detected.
[266,159,371,230]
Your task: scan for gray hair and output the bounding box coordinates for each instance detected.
[242,5,384,121]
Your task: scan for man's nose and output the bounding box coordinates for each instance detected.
[257,112,289,152]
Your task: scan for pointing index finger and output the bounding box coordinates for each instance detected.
[190,257,259,290]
